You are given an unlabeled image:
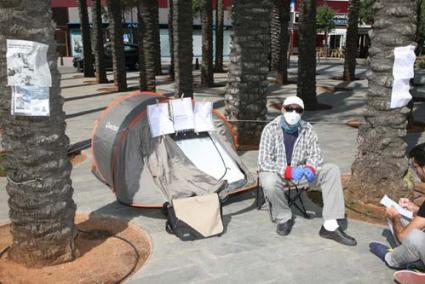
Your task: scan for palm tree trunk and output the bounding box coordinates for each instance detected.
[201,0,214,87]
[78,0,95,77]
[139,0,157,91]
[343,0,360,81]
[0,0,77,267]
[92,0,108,83]
[137,1,148,91]
[324,30,329,59]
[168,0,175,80]
[107,0,127,91]
[214,0,224,72]
[416,0,425,56]
[349,0,417,205]
[281,0,290,83]
[297,0,318,109]
[173,0,193,98]
[271,0,290,85]
[225,0,272,148]
[152,0,162,75]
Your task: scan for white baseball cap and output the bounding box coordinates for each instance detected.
[283,96,304,109]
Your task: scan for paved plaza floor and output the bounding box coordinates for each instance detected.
[1,58,425,283]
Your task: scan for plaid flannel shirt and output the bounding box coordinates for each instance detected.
[258,116,323,176]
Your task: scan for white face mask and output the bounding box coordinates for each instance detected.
[283,111,301,125]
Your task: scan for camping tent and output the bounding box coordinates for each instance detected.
[91,91,256,207]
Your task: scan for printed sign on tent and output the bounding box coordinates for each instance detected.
[194,101,214,132]
[390,45,416,108]
[7,39,52,116]
[170,98,195,132]
[147,102,175,138]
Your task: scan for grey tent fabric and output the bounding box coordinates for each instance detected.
[92,92,256,207]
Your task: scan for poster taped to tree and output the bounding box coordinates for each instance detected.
[6,39,52,116]
[11,86,50,116]
[390,45,416,108]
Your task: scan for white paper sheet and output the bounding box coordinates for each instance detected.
[380,195,413,220]
[7,39,52,87]
[11,86,50,116]
[393,45,416,80]
[147,103,175,138]
[194,101,214,132]
[170,98,195,132]
[390,45,416,109]
[391,78,412,108]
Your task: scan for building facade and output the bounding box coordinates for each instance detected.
[52,0,369,58]
[293,0,350,49]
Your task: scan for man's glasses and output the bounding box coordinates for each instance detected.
[284,107,304,114]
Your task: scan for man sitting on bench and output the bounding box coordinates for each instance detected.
[258,96,357,246]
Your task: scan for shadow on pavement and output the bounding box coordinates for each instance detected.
[66,107,107,119]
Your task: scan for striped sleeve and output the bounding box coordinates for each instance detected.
[258,125,279,173]
[305,129,323,171]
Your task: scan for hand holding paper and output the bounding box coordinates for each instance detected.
[380,195,413,220]
[399,198,420,214]
[386,206,401,219]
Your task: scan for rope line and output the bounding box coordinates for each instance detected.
[7,176,42,185]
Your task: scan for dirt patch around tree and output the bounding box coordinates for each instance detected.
[0,213,152,284]
[341,175,389,224]
[346,118,425,133]
[97,86,118,93]
[334,175,425,225]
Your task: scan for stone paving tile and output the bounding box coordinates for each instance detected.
[128,264,214,283]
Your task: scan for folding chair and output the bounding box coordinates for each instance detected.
[256,174,312,219]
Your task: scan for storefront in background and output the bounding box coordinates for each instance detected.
[52,0,369,59]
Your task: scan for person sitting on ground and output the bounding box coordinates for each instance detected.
[369,143,425,270]
[258,96,357,246]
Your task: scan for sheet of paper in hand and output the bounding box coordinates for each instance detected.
[147,102,175,138]
[194,101,214,132]
[170,98,195,132]
[11,86,50,116]
[6,39,52,87]
[380,195,413,220]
